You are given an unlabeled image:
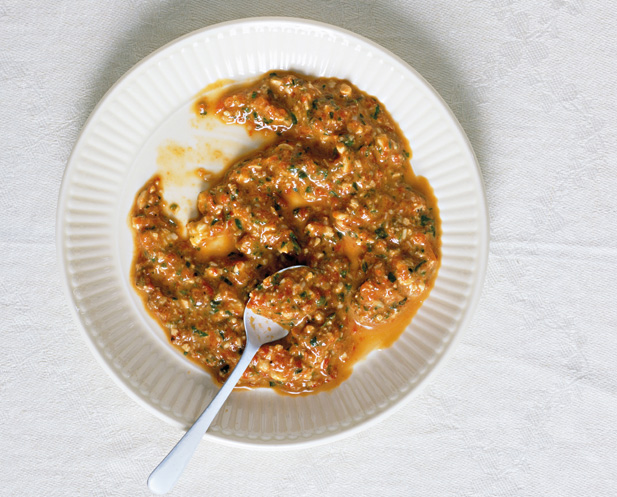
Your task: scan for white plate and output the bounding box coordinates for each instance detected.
[57,17,488,447]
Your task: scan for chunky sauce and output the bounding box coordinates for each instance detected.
[131,71,440,394]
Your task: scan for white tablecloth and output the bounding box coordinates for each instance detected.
[2,1,616,496]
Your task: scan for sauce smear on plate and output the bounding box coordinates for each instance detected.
[130,71,440,394]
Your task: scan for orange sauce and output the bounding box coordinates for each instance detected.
[130,71,441,395]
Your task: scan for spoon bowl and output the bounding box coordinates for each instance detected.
[147,266,307,494]
[243,306,289,348]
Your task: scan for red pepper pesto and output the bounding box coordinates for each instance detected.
[130,71,440,395]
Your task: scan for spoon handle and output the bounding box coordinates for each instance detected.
[147,342,259,494]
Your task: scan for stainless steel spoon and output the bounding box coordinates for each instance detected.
[147,266,305,494]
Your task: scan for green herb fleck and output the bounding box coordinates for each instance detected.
[372,104,380,120]
[192,326,207,337]
[412,260,426,272]
[289,232,301,253]
[234,218,243,230]
[342,137,354,148]
[375,226,388,239]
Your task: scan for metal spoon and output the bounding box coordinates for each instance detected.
[147,266,306,494]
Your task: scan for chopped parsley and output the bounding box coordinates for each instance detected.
[342,137,354,148]
[372,104,380,120]
[412,261,426,272]
[192,326,207,337]
[375,227,388,239]
[289,232,301,253]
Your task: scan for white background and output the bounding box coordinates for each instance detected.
[2,1,616,496]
